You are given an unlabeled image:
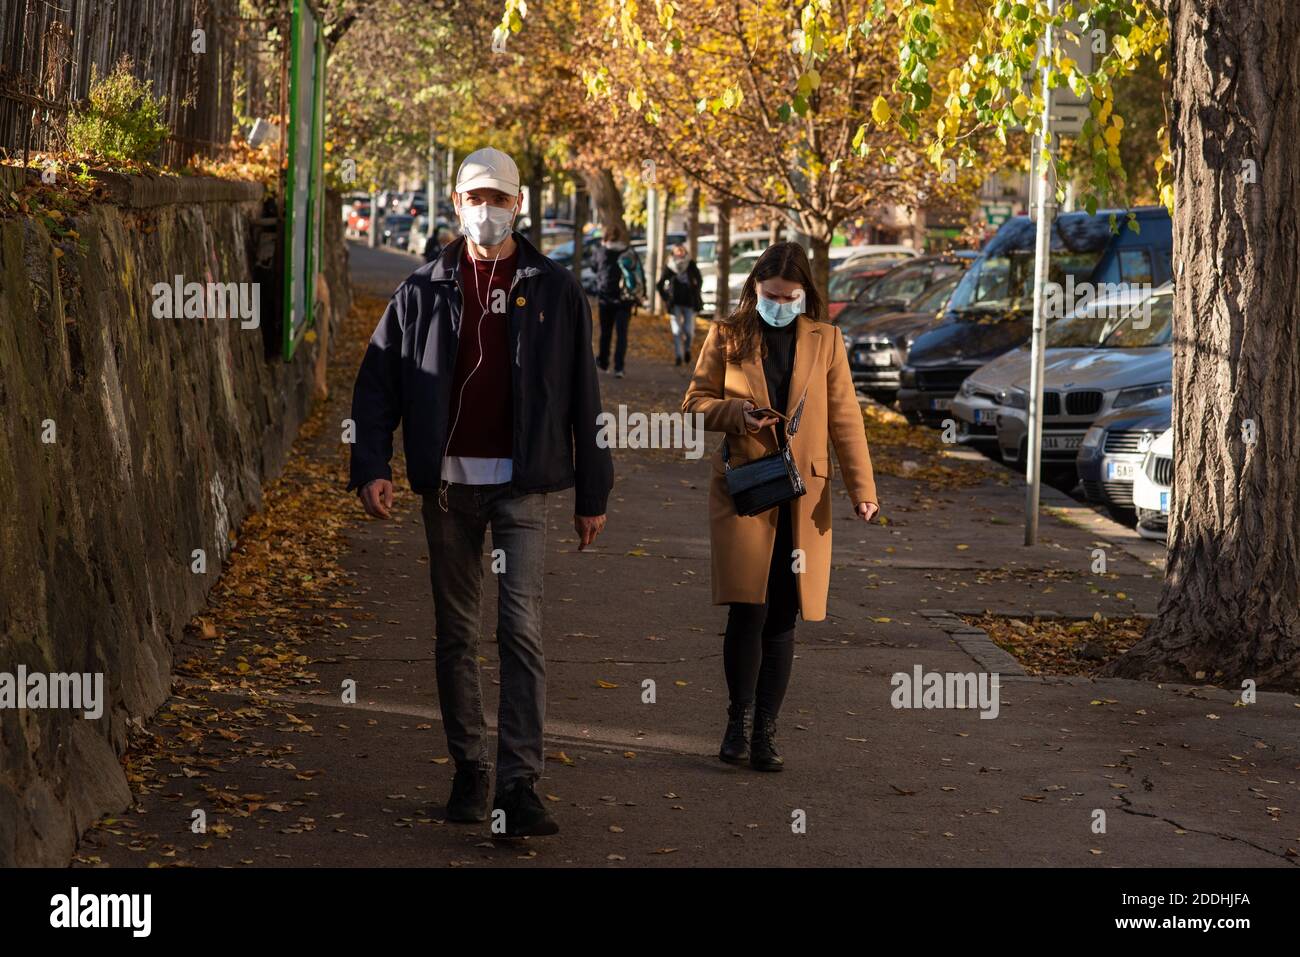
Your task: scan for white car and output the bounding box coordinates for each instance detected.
[697,231,771,313]
[835,243,919,269]
[951,285,1160,450]
[1131,427,1173,540]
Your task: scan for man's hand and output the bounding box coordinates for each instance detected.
[855,501,879,523]
[575,513,606,551]
[360,479,395,519]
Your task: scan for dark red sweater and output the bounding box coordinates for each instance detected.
[446,249,517,458]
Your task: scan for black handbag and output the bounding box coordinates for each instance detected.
[722,390,808,517]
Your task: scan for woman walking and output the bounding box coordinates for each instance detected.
[656,244,704,367]
[683,242,878,770]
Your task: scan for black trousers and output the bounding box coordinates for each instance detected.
[597,300,633,372]
[723,503,798,717]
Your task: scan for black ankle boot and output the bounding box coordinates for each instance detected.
[750,710,784,772]
[719,703,752,765]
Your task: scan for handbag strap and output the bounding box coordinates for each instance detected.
[723,386,809,469]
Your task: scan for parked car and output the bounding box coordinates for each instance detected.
[835,251,976,325]
[842,273,964,401]
[835,244,918,269]
[993,284,1174,466]
[898,207,1173,425]
[952,283,1158,449]
[1076,394,1171,520]
[346,201,372,239]
[380,213,415,249]
[1131,427,1173,540]
[826,258,911,322]
[698,231,773,313]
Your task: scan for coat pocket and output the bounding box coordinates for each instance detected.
[810,457,832,478]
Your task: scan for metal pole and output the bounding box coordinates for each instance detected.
[645,186,660,312]
[1025,0,1057,546]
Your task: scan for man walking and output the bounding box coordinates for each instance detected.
[348,147,613,837]
[592,222,644,378]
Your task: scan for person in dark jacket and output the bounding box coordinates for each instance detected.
[348,147,613,838]
[656,243,704,367]
[591,222,644,378]
[421,224,454,263]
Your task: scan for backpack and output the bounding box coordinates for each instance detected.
[596,244,644,303]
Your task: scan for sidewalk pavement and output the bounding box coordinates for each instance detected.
[74,244,1298,868]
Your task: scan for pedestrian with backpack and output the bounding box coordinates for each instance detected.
[592,222,645,378]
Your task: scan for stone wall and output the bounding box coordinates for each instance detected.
[0,169,350,866]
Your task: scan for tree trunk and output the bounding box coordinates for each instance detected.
[768,217,782,246]
[1104,0,1300,690]
[807,234,830,320]
[686,185,700,260]
[571,185,588,284]
[582,168,626,238]
[716,200,732,317]
[523,148,544,248]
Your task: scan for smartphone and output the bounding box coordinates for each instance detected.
[748,406,783,420]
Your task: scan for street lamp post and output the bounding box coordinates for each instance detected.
[1024,0,1058,546]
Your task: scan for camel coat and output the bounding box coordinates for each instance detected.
[683,315,877,622]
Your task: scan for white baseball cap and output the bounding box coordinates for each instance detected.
[455,147,520,196]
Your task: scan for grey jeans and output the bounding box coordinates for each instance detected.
[420,483,548,786]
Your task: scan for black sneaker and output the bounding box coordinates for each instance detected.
[446,763,490,823]
[492,778,559,837]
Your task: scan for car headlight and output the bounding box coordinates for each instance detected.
[997,387,1028,410]
[1082,425,1104,449]
[1113,381,1172,409]
[960,379,979,398]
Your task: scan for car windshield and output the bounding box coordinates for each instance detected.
[1100,295,1173,347]
[947,249,1104,315]
[911,274,961,313]
[1044,294,1147,347]
[828,268,876,302]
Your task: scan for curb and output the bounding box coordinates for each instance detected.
[919,609,1030,679]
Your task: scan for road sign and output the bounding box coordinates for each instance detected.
[981,202,1014,227]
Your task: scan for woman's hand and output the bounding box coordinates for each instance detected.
[742,400,780,432]
[855,501,879,522]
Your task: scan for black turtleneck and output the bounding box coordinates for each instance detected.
[761,320,797,415]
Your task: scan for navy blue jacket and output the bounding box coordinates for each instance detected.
[347,232,614,516]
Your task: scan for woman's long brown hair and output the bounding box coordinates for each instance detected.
[716,241,824,363]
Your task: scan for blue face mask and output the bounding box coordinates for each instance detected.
[757,291,803,327]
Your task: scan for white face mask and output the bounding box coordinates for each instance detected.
[669,257,687,273]
[459,201,516,246]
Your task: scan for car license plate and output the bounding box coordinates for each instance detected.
[1042,433,1084,451]
[1106,461,1136,480]
[974,409,997,425]
[930,398,951,411]
[1159,491,1169,513]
